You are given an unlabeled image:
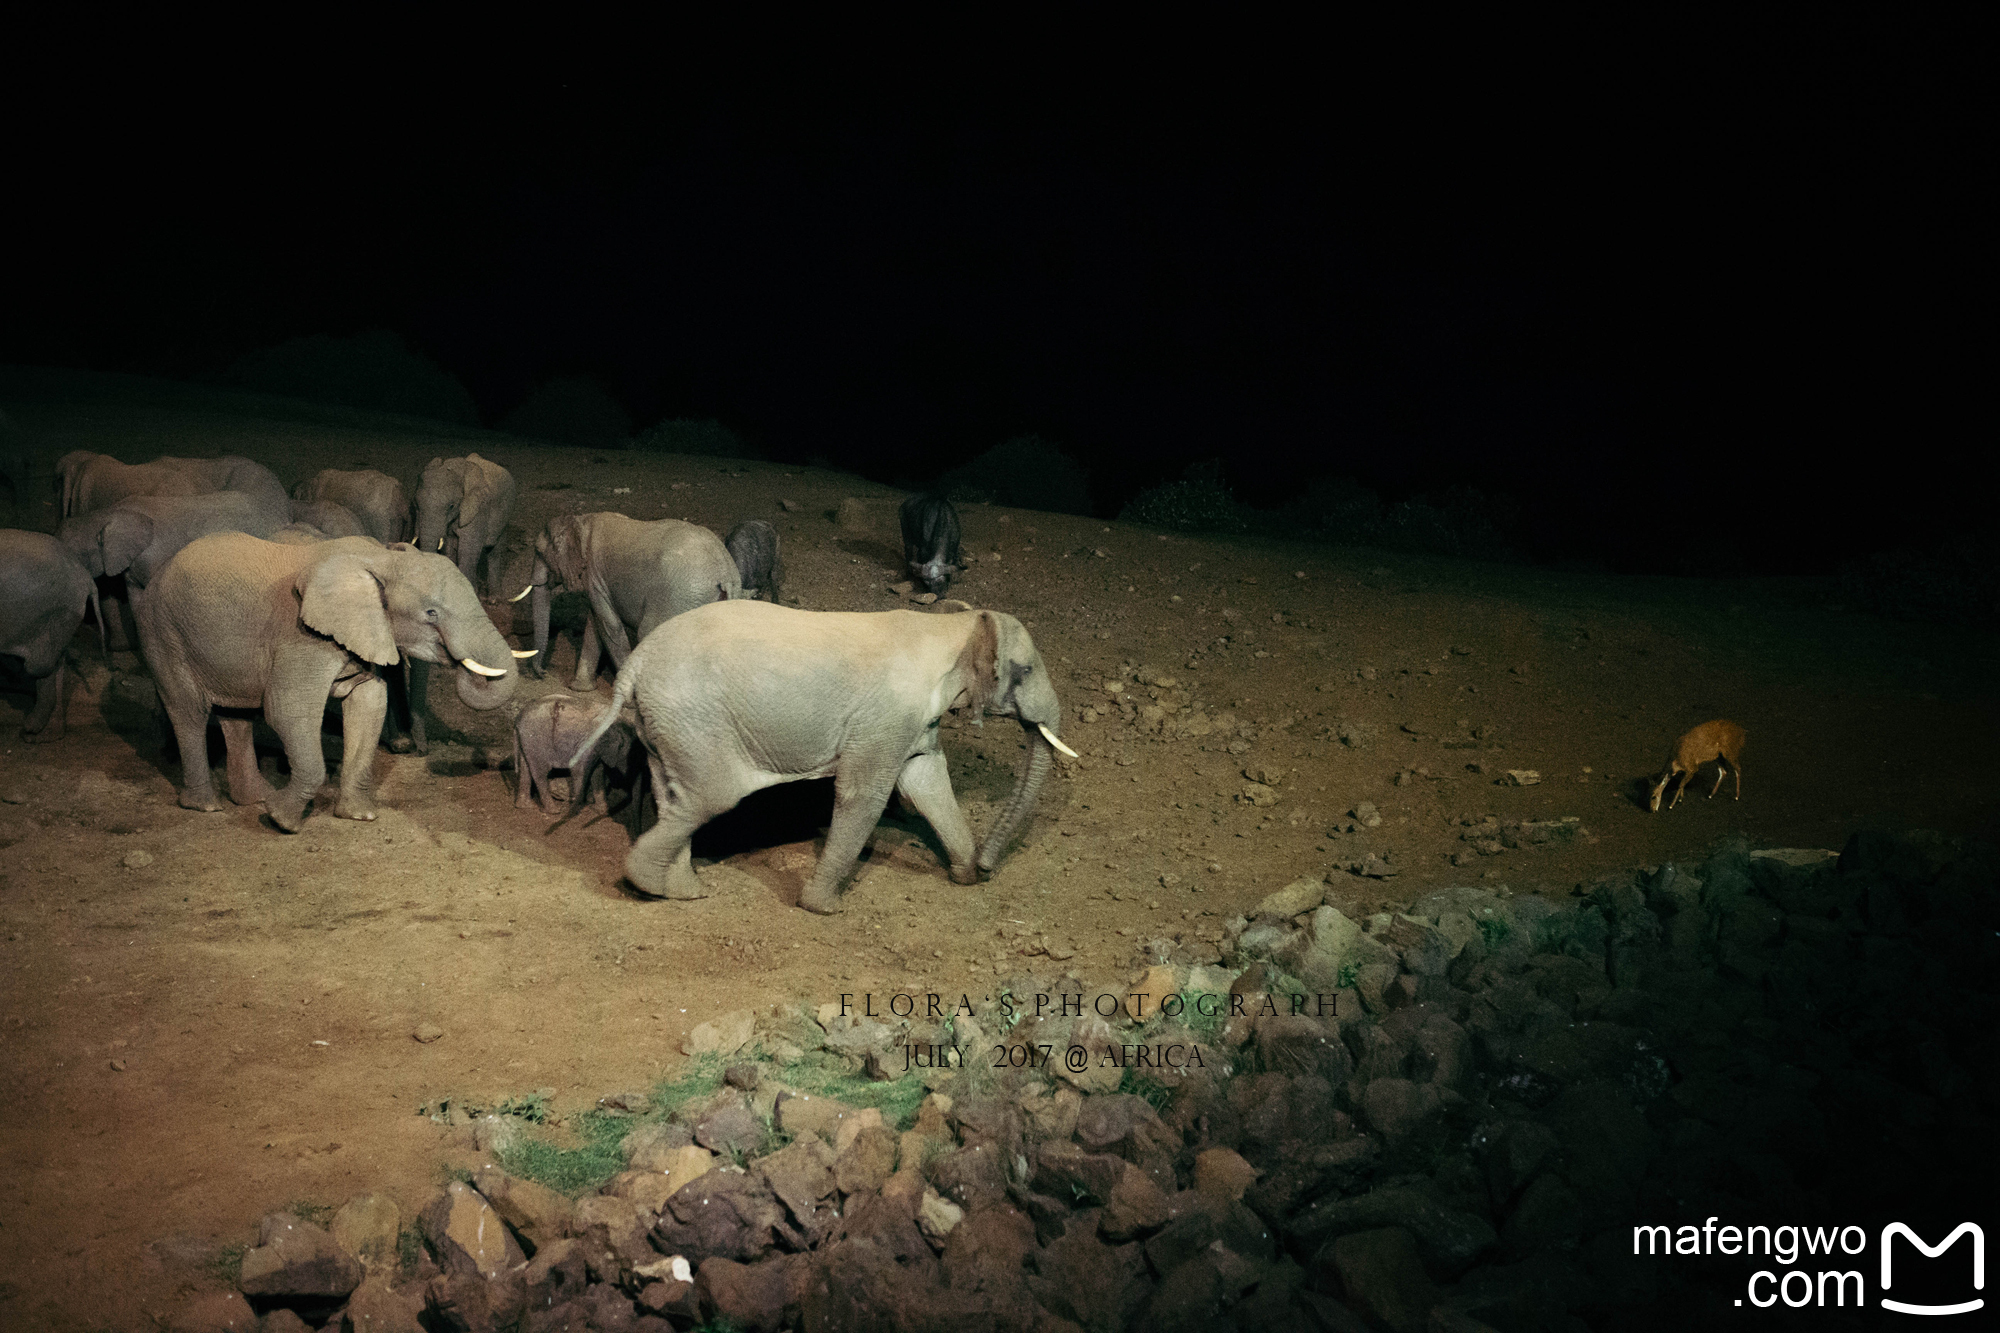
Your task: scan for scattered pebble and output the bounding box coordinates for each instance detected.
[412,1024,444,1044]
[122,850,154,870]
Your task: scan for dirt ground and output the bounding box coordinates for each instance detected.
[1,386,1995,1330]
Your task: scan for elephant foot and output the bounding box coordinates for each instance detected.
[386,735,415,755]
[332,795,378,822]
[178,789,223,813]
[798,883,844,915]
[625,855,709,901]
[569,676,597,693]
[268,796,310,833]
[949,864,983,886]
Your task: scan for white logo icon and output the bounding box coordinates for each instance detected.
[1881,1223,1984,1316]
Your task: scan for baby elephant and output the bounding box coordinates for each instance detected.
[513,693,642,816]
[899,493,962,596]
[725,520,786,602]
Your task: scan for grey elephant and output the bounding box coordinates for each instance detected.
[59,451,289,519]
[288,499,368,538]
[512,692,642,816]
[136,531,522,830]
[0,530,100,741]
[292,468,410,543]
[520,512,742,689]
[568,600,1076,913]
[414,453,517,593]
[725,520,786,602]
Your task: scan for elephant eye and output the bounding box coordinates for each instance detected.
[424,607,439,622]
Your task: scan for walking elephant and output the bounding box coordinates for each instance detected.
[292,468,410,543]
[519,512,741,690]
[414,453,517,594]
[512,692,642,816]
[136,532,522,830]
[567,600,1075,913]
[0,530,100,741]
[58,451,289,519]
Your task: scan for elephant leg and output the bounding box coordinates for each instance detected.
[623,754,712,900]
[800,769,899,915]
[262,692,332,833]
[331,676,386,820]
[572,617,603,692]
[401,659,429,755]
[217,716,276,806]
[896,749,978,884]
[20,663,64,741]
[592,595,636,672]
[163,700,223,813]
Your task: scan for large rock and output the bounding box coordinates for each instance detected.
[759,1135,839,1240]
[1326,1227,1437,1333]
[1193,1147,1258,1203]
[334,1273,426,1332]
[1291,1186,1496,1277]
[574,1194,656,1271]
[1033,1140,1127,1205]
[834,1123,899,1195]
[1099,1161,1172,1241]
[694,1099,770,1157]
[1480,1119,1559,1204]
[772,1092,862,1144]
[165,1291,257,1332]
[940,1206,1038,1318]
[472,1167,573,1256]
[696,1254,807,1333]
[521,1237,591,1314]
[1254,875,1328,919]
[423,1266,526,1333]
[240,1211,365,1301]
[653,1167,799,1262]
[682,1008,756,1056]
[916,1186,965,1248]
[420,1182,525,1283]
[1358,1077,1443,1146]
[330,1193,402,1269]
[1026,1213,1152,1332]
[621,1121,694,1169]
[803,1188,944,1330]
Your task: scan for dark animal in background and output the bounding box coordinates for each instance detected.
[899,493,962,596]
[725,520,786,602]
[0,529,100,742]
[512,692,643,817]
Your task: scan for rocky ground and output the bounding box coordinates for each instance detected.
[0,372,1995,1330]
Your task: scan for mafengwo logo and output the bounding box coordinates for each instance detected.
[1881,1223,1983,1317]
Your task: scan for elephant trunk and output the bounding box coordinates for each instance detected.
[529,557,553,677]
[446,613,519,711]
[977,722,1055,872]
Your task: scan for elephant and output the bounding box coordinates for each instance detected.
[58,451,289,520]
[900,494,963,596]
[292,468,410,543]
[58,490,292,651]
[725,519,786,602]
[520,512,742,690]
[288,499,368,538]
[135,531,522,830]
[567,599,1076,913]
[511,692,642,816]
[0,529,100,741]
[414,453,517,594]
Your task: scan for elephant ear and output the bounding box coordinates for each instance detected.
[540,514,587,587]
[100,510,154,580]
[951,610,1000,714]
[459,458,497,519]
[298,550,400,666]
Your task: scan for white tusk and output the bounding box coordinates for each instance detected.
[436,538,445,551]
[461,656,507,678]
[1038,723,1080,758]
[511,649,538,658]
[509,584,535,602]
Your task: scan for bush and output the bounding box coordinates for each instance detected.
[1840,538,2000,628]
[218,330,478,424]
[634,417,762,459]
[499,376,634,448]
[1275,477,1521,561]
[935,434,1092,515]
[1118,459,1250,533]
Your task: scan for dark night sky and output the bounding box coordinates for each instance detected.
[7,45,1990,574]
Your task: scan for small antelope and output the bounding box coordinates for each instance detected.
[1649,719,1746,812]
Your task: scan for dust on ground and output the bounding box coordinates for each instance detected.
[1,388,1994,1329]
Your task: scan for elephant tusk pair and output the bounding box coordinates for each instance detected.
[509,584,535,602]
[511,649,538,658]
[461,656,508,678]
[1038,723,1079,758]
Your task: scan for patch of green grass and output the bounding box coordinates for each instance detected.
[1120,1068,1173,1112]
[285,1199,335,1227]
[1477,917,1511,951]
[775,1052,929,1131]
[496,1110,629,1198]
[653,1053,727,1118]
[396,1226,423,1279]
[1336,962,1359,990]
[208,1243,246,1284]
[493,1092,553,1124]
[436,1163,474,1186]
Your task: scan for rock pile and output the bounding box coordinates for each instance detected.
[177,829,1996,1331]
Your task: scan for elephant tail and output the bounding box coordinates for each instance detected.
[566,677,635,791]
[89,579,107,659]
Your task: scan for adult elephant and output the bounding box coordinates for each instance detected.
[292,468,410,543]
[136,532,521,830]
[519,512,742,689]
[567,600,1075,913]
[58,451,289,519]
[413,453,516,594]
[0,530,99,741]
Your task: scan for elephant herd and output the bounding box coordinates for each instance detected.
[1,447,1074,913]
